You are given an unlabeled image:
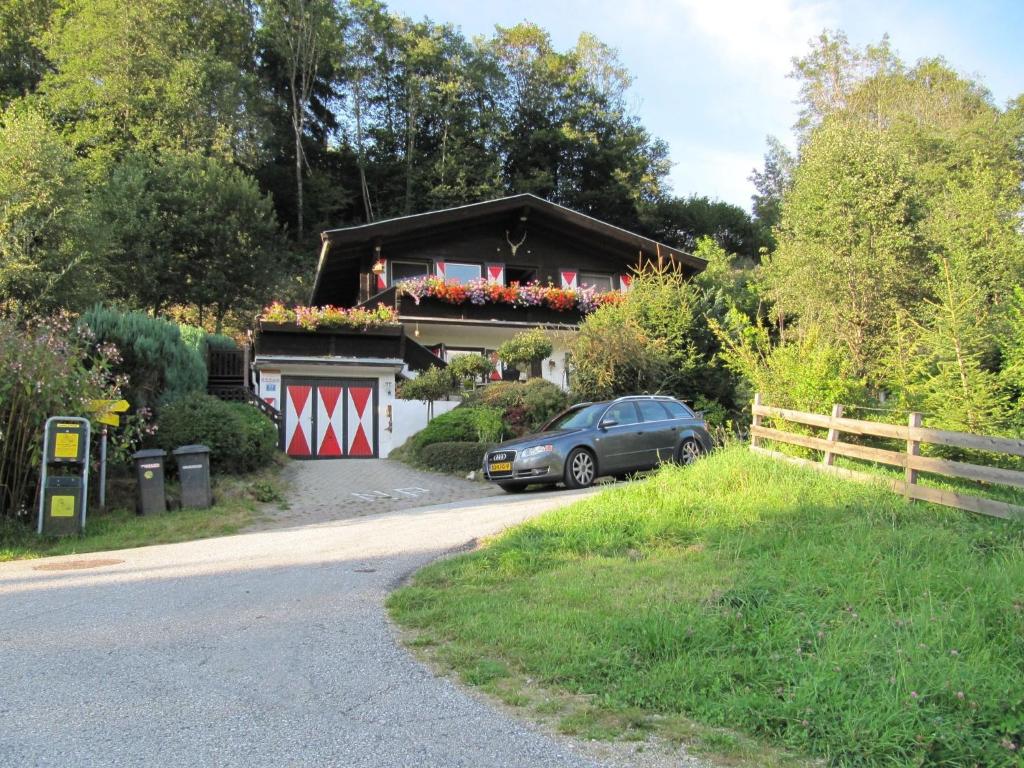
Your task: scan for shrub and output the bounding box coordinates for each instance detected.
[80,306,206,408]
[471,407,505,443]
[0,315,122,519]
[156,395,277,474]
[462,380,568,434]
[520,378,569,429]
[418,442,495,474]
[411,407,496,453]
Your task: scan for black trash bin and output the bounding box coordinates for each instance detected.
[132,448,167,515]
[41,475,84,536]
[173,445,212,509]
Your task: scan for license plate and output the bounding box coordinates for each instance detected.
[489,461,512,473]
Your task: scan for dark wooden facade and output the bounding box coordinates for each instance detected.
[311,194,705,310]
[255,323,440,371]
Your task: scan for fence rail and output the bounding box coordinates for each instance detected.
[750,394,1024,522]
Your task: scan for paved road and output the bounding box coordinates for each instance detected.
[1,490,606,768]
[251,458,503,530]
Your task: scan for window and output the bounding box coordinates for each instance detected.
[638,400,668,422]
[505,265,537,285]
[545,404,606,431]
[390,260,429,285]
[662,401,694,419]
[604,402,640,426]
[442,262,482,284]
[444,347,484,364]
[579,272,613,292]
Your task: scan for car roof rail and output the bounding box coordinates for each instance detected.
[611,394,674,403]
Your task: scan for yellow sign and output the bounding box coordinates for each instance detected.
[51,495,75,517]
[88,400,129,428]
[89,399,130,413]
[54,432,80,459]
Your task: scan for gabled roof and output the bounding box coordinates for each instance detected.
[312,194,705,306]
[320,193,702,268]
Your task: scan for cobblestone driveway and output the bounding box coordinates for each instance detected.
[251,459,504,530]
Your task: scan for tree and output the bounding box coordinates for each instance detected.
[749,135,795,237]
[0,104,105,314]
[766,116,924,385]
[37,0,263,163]
[0,0,56,105]
[497,328,553,378]
[99,151,283,328]
[260,0,343,239]
[398,364,457,419]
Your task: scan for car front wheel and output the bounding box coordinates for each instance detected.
[564,448,596,489]
[676,438,704,466]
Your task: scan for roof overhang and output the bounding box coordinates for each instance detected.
[311,194,705,305]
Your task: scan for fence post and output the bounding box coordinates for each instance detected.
[751,393,762,448]
[906,411,922,499]
[822,404,844,466]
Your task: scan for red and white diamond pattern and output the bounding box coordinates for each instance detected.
[316,386,343,457]
[285,385,312,457]
[560,270,578,290]
[486,263,505,283]
[347,387,374,456]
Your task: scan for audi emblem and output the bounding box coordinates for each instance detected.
[491,452,508,461]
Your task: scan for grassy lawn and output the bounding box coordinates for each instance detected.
[388,444,1024,767]
[0,462,288,561]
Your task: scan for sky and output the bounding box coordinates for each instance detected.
[383,0,1024,212]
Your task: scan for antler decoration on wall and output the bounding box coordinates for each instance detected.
[505,229,527,257]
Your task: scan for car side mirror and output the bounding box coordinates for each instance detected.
[599,418,618,430]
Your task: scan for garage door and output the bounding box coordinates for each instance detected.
[281,378,378,459]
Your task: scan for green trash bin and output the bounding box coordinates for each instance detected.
[173,445,212,509]
[132,448,167,515]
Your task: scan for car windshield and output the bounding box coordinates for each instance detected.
[544,403,607,431]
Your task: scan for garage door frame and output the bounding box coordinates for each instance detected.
[280,376,379,459]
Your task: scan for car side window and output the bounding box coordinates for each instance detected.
[637,400,668,422]
[663,401,694,419]
[604,402,640,426]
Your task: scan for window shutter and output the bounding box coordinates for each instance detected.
[486,263,505,284]
[486,350,502,381]
[560,270,578,289]
[620,274,632,293]
[435,261,446,278]
[376,259,387,290]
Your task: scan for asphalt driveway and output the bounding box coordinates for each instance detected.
[250,458,503,530]
[1,490,606,767]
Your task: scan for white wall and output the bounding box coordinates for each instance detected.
[410,323,577,391]
[381,396,460,457]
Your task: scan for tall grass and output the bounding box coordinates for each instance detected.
[389,445,1024,766]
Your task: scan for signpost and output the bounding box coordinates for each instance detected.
[88,400,129,511]
[38,417,91,536]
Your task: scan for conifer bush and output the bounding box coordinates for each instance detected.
[80,306,206,408]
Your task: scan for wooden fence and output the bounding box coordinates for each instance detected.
[750,393,1024,521]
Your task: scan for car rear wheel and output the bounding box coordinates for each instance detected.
[498,482,528,493]
[564,448,596,489]
[676,438,704,466]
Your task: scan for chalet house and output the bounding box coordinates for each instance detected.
[253,194,705,460]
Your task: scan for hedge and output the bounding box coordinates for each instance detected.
[410,407,503,452]
[157,395,277,474]
[418,442,495,474]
